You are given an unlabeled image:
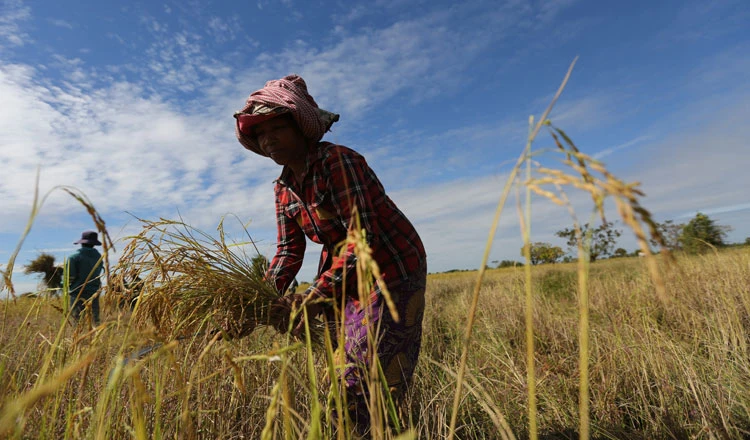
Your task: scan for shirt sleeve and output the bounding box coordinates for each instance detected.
[307,148,382,300]
[66,255,79,287]
[267,188,306,294]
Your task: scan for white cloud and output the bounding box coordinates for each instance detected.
[582,85,750,247]
[0,0,31,48]
[0,62,280,237]
[594,136,653,160]
[535,0,579,24]
[47,18,73,29]
[380,55,750,269]
[249,0,580,120]
[548,94,618,132]
[207,16,241,43]
[634,99,750,220]
[681,43,750,95]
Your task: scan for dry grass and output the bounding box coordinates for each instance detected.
[417,251,750,439]
[1,247,750,438]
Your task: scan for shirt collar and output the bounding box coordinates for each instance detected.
[274,142,328,186]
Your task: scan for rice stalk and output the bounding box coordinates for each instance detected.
[522,117,538,439]
[446,57,579,440]
[445,56,674,440]
[531,126,672,301]
[520,112,673,440]
[346,210,400,438]
[576,220,593,440]
[111,216,283,340]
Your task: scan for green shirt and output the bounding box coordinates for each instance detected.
[67,247,103,299]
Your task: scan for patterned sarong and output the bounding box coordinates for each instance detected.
[336,262,427,431]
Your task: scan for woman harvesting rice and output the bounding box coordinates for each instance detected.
[234,74,427,431]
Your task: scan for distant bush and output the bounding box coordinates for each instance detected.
[496,260,523,268]
[521,242,565,265]
[679,212,731,253]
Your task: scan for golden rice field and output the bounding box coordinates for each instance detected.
[1,247,749,439]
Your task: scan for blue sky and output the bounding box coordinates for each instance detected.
[1,0,749,294]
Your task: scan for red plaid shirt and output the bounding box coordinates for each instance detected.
[267,142,425,299]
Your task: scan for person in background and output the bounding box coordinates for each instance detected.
[234,74,427,432]
[66,230,104,325]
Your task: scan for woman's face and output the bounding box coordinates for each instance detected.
[254,115,309,168]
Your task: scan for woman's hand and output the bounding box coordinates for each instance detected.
[270,291,323,337]
[214,314,256,340]
[269,294,299,333]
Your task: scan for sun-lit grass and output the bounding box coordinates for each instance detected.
[2,249,749,438]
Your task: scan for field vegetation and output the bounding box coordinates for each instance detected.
[1,248,749,438]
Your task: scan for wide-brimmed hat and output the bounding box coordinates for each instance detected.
[74,230,102,246]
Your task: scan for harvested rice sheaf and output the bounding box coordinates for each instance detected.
[110,218,284,340]
[24,252,63,289]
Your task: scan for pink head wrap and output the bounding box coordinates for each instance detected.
[234,74,339,156]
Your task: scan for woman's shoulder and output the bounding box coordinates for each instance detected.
[317,142,365,163]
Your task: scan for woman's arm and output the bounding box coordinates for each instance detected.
[267,191,307,294]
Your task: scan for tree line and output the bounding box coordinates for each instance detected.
[493,212,742,267]
[20,213,745,280]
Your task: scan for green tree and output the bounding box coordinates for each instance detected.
[496,259,523,268]
[678,212,731,253]
[555,222,622,262]
[522,242,565,265]
[612,247,628,258]
[649,220,685,251]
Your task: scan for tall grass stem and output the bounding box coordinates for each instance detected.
[446,57,578,440]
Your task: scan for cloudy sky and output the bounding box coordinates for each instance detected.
[1,0,749,294]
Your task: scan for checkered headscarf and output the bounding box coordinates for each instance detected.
[235,74,339,156]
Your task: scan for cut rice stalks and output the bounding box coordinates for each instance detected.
[110,217,284,341]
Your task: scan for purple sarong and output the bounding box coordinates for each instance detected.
[336,263,427,429]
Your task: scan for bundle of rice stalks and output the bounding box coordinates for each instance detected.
[111,217,286,340]
[24,253,63,291]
